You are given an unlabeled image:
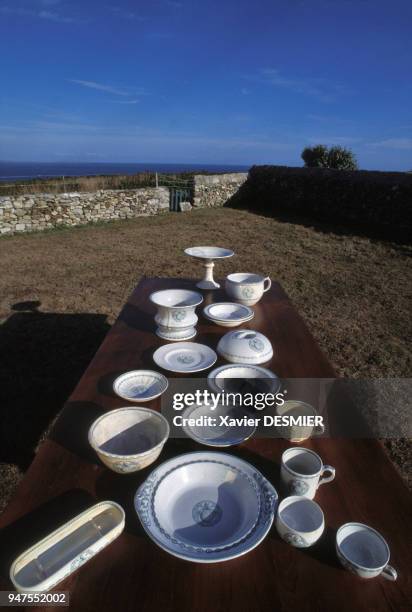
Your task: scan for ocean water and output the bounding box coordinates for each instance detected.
[0,161,249,182]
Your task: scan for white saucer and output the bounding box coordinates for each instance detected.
[203,303,254,327]
[153,342,217,373]
[134,451,278,563]
[113,370,169,402]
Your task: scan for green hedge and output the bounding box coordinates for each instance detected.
[230,165,412,242]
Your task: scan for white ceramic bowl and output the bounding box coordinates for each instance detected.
[336,523,397,581]
[88,407,170,473]
[207,364,281,394]
[135,451,278,563]
[276,496,324,548]
[203,302,254,327]
[217,330,273,365]
[113,370,168,403]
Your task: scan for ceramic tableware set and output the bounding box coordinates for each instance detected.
[9,245,397,592]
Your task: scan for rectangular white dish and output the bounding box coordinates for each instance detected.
[10,501,125,593]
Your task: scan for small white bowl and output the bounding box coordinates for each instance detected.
[203,302,254,327]
[113,370,168,403]
[207,364,281,394]
[89,407,170,473]
[217,330,273,365]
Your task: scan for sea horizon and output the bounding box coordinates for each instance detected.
[0,161,250,182]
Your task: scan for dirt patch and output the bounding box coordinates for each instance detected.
[0,208,411,511]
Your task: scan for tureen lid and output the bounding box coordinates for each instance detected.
[217,330,273,364]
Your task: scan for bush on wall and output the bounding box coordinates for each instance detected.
[301,145,358,170]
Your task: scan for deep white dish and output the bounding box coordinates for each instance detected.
[10,501,125,593]
[225,273,271,306]
[276,496,324,548]
[217,330,273,365]
[185,246,234,290]
[336,523,397,581]
[203,302,254,327]
[88,407,169,473]
[207,364,281,395]
[150,289,203,341]
[153,342,217,373]
[182,402,256,447]
[134,451,278,562]
[113,370,168,403]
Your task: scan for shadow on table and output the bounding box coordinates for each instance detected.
[0,301,110,471]
[0,489,94,581]
[49,401,105,464]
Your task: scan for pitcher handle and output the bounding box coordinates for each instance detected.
[382,564,397,581]
[318,465,335,487]
[263,277,271,292]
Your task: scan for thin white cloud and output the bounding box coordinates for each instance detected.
[0,4,78,23]
[38,10,74,23]
[258,68,351,102]
[113,99,140,105]
[307,135,361,145]
[368,138,412,150]
[69,80,131,97]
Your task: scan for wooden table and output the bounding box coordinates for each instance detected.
[0,277,411,612]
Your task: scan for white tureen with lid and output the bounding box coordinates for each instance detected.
[217,330,273,365]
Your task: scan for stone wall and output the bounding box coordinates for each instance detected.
[0,187,169,235]
[192,173,248,208]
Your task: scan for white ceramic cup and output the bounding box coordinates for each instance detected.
[276,400,325,442]
[276,496,324,548]
[281,447,335,499]
[336,523,397,581]
[225,273,271,306]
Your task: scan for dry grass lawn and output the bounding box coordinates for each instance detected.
[0,208,411,511]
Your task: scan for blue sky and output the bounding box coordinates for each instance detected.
[0,0,411,169]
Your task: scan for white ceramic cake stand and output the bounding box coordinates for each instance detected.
[185,246,234,290]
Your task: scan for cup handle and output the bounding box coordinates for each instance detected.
[263,277,271,292]
[315,423,325,436]
[382,565,398,581]
[318,465,335,487]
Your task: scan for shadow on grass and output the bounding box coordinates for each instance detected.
[225,182,412,248]
[0,301,110,470]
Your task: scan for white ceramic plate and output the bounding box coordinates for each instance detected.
[113,370,169,402]
[207,364,281,395]
[182,402,256,447]
[134,451,278,563]
[153,342,217,373]
[185,246,234,260]
[203,303,254,327]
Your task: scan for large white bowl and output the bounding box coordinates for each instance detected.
[135,451,278,563]
[217,330,273,365]
[89,407,170,473]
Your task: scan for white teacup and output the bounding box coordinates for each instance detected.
[225,273,271,306]
[276,400,325,442]
[281,447,335,499]
[276,496,324,548]
[336,523,397,581]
